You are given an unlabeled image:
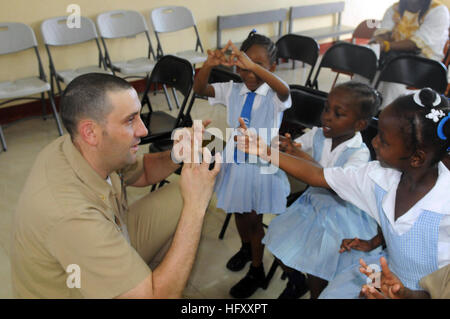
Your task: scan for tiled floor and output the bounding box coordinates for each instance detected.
[0,61,348,299]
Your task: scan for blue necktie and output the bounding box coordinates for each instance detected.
[234,92,256,164]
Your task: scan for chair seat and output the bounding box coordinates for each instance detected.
[112,57,156,75]
[293,25,355,41]
[175,50,207,64]
[0,77,50,100]
[57,66,112,84]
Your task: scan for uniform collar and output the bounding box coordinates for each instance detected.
[368,161,450,215]
[62,135,117,204]
[239,82,270,96]
[344,131,364,149]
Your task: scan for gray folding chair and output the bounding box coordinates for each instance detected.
[41,16,112,96]
[96,10,159,109]
[150,6,206,110]
[0,22,63,149]
[150,6,207,64]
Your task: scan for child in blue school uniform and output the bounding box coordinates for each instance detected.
[237,87,450,299]
[262,82,382,299]
[193,31,291,298]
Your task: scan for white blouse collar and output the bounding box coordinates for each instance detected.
[239,82,270,96]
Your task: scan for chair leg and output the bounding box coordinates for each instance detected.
[41,93,47,120]
[47,91,64,136]
[218,213,232,240]
[0,125,7,151]
[162,84,173,111]
[332,73,340,89]
[263,258,280,289]
[171,87,180,109]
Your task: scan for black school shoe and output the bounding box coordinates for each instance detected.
[229,264,265,298]
[226,244,252,271]
[278,271,309,299]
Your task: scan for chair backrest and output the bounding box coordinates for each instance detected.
[149,55,194,127]
[276,34,319,67]
[352,19,379,43]
[41,16,98,46]
[0,22,38,55]
[276,34,319,86]
[150,55,194,97]
[209,67,242,84]
[151,6,196,33]
[375,55,448,94]
[280,85,327,136]
[312,42,378,88]
[96,10,148,39]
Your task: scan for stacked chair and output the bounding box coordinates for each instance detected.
[0,22,64,151]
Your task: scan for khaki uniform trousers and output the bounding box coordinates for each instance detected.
[127,180,183,268]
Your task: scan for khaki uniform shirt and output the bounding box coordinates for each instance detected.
[11,135,151,298]
[420,264,450,299]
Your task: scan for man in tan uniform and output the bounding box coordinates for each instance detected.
[10,73,221,298]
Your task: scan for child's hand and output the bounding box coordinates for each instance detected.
[235,117,270,161]
[228,41,255,71]
[205,42,234,68]
[339,238,373,253]
[360,257,409,299]
[277,133,302,155]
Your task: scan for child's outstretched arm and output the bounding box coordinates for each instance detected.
[275,133,315,163]
[193,43,233,98]
[236,118,329,188]
[228,42,290,101]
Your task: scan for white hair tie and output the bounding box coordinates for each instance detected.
[413,90,442,107]
[425,108,446,122]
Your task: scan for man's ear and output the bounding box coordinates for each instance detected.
[410,149,427,168]
[77,119,101,146]
[355,119,368,132]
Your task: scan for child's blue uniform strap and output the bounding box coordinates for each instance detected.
[234,92,256,164]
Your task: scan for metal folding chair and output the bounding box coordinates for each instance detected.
[139,55,194,147]
[275,34,320,87]
[311,41,378,90]
[374,55,448,94]
[0,22,64,150]
[150,6,207,64]
[96,10,159,109]
[41,16,111,96]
